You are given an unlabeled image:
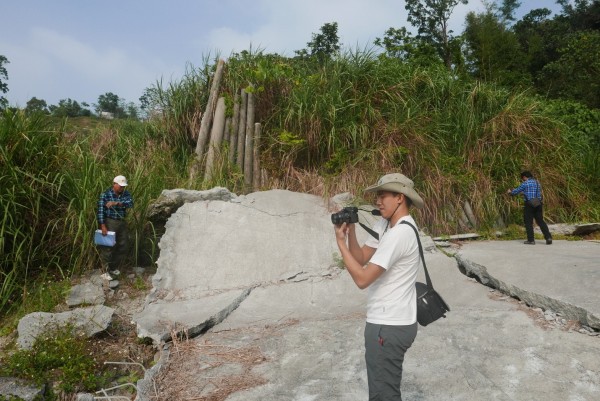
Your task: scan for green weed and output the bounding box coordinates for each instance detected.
[0,325,107,393]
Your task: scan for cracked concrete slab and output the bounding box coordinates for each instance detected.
[176,251,600,401]
[134,288,252,344]
[456,240,600,329]
[134,189,351,344]
[134,189,600,401]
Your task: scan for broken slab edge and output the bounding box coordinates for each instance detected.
[454,254,600,330]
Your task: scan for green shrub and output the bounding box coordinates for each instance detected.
[0,325,107,393]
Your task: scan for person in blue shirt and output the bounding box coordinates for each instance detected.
[507,171,552,245]
[97,175,134,273]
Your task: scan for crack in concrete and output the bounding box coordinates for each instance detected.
[161,286,255,344]
[455,254,600,330]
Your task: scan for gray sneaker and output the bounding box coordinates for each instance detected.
[523,241,536,245]
[546,239,552,245]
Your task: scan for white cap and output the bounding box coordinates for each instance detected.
[113,175,128,186]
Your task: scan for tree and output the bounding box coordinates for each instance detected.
[295,22,341,64]
[0,55,9,110]
[125,102,139,120]
[49,98,90,117]
[497,0,521,23]
[463,8,530,86]
[557,0,600,31]
[540,30,600,108]
[374,27,441,66]
[25,97,49,115]
[404,0,469,70]
[96,92,130,118]
[513,8,560,77]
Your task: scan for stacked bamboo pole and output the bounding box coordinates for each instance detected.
[236,90,248,171]
[228,94,241,164]
[203,97,226,182]
[243,92,255,191]
[190,59,262,192]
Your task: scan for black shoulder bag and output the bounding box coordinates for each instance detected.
[400,221,450,326]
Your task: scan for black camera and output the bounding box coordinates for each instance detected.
[331,207,359,225]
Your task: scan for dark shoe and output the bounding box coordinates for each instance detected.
[524,241,536,245]
[546,239,552,245]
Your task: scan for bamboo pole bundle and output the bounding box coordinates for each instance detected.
[243,91,255,191]
[223,117,231,143]
[236,90,248,170]
[252,123,261,190]
[204,97,227,182]
[190,59,225,181]
[462,200,478,228]
[228,94,240,164]
[194,59,225,158]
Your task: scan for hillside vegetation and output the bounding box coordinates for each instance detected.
[2,52,599,319]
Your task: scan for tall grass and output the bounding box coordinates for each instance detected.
[0,110,191,317]
[214,50,598,231]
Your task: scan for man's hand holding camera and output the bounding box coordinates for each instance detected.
[334,222,354,243]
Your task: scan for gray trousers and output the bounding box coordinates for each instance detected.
[365,322,418,401]
[98,218,129,270]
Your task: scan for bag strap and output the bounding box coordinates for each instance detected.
[400,220,434,290]
[359,222,379,240]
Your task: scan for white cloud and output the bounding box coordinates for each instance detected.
[4,27,173,106]
[204,0,405,56]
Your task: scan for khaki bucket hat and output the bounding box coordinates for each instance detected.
[364,173,424,209]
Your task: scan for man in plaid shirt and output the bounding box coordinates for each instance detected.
[97,175,134,273]
[507,171,552,245]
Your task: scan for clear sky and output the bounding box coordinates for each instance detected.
[1,0,563,109]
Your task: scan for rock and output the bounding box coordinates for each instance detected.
[536,224,578,236]
[133,266,146,275]
[17,305,115,349]
[572,223,600,236]
[0,377,44,401]
[535,223,600,236]
[146,187,236,225]
[329,192,355,209]
[420,235,437,252]
[66,282,105,307]
[432,233,480,241]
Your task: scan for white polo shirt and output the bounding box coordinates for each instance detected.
[364,215,419,325]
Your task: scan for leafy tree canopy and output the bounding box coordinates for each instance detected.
[96,92,121,114]
[463,8,530,87]
[25,97,49,115]
[404,0,469,69]
[295,22,341,64]
[374,27,441,66]
[49,98,91,117]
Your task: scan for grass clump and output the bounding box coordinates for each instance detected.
[0,325,108,394]
[0,277,70,336]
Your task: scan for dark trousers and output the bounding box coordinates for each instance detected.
[524,203,552,242]
[365,322,418,401]
[98,218,129,270]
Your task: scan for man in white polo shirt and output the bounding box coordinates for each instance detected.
[334,173,424,400]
